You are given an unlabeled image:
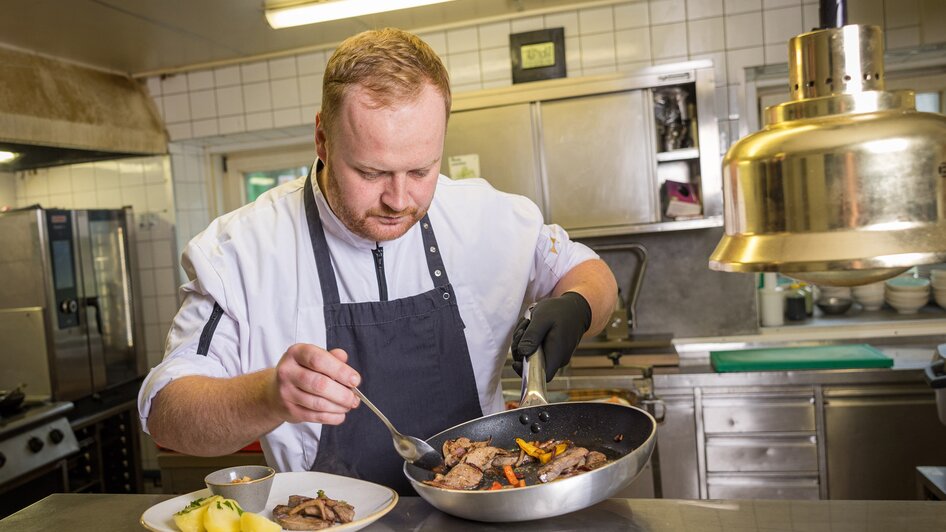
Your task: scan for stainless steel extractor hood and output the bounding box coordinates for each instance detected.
[708,0,946,286]
[0,47,167,171]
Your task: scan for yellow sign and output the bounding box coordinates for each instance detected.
[520,42,555,69]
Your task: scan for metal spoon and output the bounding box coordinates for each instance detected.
[350,386,444,471]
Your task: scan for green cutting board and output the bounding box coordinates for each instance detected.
[711,344,893,372]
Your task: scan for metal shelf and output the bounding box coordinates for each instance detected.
[656,148,700,162]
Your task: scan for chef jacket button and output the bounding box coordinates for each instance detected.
[429,246,437,253]
[434,269,442,277]
[443,292,450,300]
[422,223,430,230]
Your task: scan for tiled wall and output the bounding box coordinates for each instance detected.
[146,0,946,154]
[0,172,15,208]
[11,158,179,370]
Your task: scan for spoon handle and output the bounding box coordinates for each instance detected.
[350,386,403,438]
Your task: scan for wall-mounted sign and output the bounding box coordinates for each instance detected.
[448,153,481,179]
[510,27,566,84]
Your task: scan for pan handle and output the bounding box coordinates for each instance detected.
[519,305,549,408]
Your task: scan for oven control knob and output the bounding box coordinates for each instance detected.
[60,299,78,314]
[50,429,64,444]
[0,452,5,468]
[28,436,44,453]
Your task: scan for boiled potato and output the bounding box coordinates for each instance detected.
[239,511,281,532]
[173,495,223,532]
[204,498,243,532]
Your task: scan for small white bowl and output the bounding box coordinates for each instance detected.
[885,277,931,293]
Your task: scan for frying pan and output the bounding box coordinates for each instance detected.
[404,340,656,522]
[0,384,25,416]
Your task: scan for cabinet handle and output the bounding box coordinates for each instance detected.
[658,72,691,82]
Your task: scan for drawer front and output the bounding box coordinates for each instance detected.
[705,436,818,472]
[707,475,820,500]
[703,401,815,433]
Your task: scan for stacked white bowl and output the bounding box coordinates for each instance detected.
[851,282,885,311]
[818,286,851,300]
[884,277,930,314]
[932,268,946,309]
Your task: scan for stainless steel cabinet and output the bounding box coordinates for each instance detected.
[443,62,721,237]
[824,384,946,499]
[539,91,658,229]
[443,103,542,207]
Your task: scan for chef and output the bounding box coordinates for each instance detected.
[138,28,617,494]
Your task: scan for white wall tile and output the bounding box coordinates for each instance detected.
[885,0,919,28]
[802,2,819,32]
[511,16,544,33]
[618,59,654,72]
[565,36,582,74]
[151,240,174,269]
[188,90,217,120]
[47,166,72,194]
[166,122,193,141]
[583,65,618,76]
[271,78,300,108]
[580,32,617,68]
[274,107,304,128]
[215,86,244,116]
[143,159,166,184]
[299,74,321,106]
[192,118,219,138]
[848,0,884,26]
[72,190,97,209]
[48,193,71,208]
[447,27,479,53]
[156,295,179,323]
[650,0,687,25]
[448,51,482,86]
[725,0,762,14]
[480,47,512,81]
[763,0,799,8]
[187,70,214,91]
[243,81,273,112]
[154,267,177,296]
[71,164,95,191]
[726,11,764,48]
[615,2,650,29]
[137,242,154,269]
[920,0,946,44]
[764,43,787,64]
[122,185,148,212]
[727,46,765,82]
[146,183,168,211]
[297,51,327,75]
[886,26,921,48]
[651,22,688,59]
[482,78,512,90]
[162,93,191,123]
[579,6,614,34]
[688,0,724,19]
[214,66,241,87]
[763,6,802,44]
[616,27,653,63]
[689,17,726,53]
[97,187,122,208]
[140,296,158,325]
[160,74,188,95]
[453,82,483,94]
[478,21,511,48]
[545,11,579,37]
[246,111,275,131]
[241,62,269,83]
[654,55,688,65]
[118,160,144,186]
[218,115,246,135]
[268,57,297,79]
[690,51,728,85]
[138,269,156,298]
[94,160,120,189]
[418,32,448,56]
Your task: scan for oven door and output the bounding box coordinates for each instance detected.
[0,459,68,518]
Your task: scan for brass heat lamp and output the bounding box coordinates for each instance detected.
[708,1,946,286]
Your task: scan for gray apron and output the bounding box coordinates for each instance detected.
[304,171,483,494]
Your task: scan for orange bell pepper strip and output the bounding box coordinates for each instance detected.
[503,465,519,486]
[488,481,503,490]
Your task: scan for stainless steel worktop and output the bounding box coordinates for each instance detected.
[4,494,945,531]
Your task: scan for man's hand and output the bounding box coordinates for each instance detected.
[271,344,362,425]
[511,292,592,382]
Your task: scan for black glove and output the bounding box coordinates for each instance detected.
[512,292,592,382]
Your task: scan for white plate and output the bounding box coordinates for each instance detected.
[140,471,398,532]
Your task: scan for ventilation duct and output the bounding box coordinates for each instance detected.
[0,47,167,171]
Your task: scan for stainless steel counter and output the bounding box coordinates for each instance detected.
[4,494,946,531]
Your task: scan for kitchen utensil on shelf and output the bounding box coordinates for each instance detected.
[405,307,657,522]
[350,386,444,472]
[816,296,853,315]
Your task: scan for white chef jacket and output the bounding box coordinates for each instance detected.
[138,173,598,472]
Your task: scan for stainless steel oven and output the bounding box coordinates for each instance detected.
[0,207,145,401]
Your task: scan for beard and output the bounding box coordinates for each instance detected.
[322,165,427,242]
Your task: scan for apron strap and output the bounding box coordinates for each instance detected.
[419,214,451,288]
[303,165,341,306]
